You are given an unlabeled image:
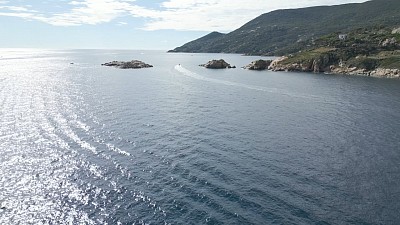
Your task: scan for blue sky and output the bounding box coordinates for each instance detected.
[0,0,367,50]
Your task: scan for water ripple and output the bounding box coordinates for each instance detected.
[1,50,399,225]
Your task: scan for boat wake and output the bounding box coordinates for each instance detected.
[174,65,330,102]
[175,65,276,92]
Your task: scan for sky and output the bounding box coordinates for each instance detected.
[0,0,368,50]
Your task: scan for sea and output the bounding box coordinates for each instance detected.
[0,49,399,225]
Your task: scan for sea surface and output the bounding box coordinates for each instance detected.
[0,49,399,225]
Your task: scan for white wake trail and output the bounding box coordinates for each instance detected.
[174,65,338,103]
[174,65,274,92]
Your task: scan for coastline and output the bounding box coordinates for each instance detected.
[268,56,400,78]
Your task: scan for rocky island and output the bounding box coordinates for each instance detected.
[102,60,153,69]
[199,59,236,69]
[243,60,273,70]
[268,26,400,78]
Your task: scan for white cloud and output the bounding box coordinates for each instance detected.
[0,0,139,26]
[0,4,40,20]
[0,12,34,19]
[117,21,127,26]
[0,0,368,31]
[0,6,33,12]
[38,0,135,26]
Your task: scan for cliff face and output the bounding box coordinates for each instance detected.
[269,51,339,72]
[170,0,400,55]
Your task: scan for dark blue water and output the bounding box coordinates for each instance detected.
[0,49,399,225]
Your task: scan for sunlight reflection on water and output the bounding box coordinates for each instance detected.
[1,49,400,225]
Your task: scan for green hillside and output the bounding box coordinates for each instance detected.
[170,0,400,55]
[168,31,226,53]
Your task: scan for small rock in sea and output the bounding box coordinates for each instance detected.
[243,59,273,70]
[199,59,235,69]
[102,60,153,69]
[70,62,74,64]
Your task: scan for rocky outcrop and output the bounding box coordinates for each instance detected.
[268,53,339,73]
[330,66,400,78]
[268,57,288,71]
[243,60,273,70]
[311,53,339,73]
[371,68,400,78]
[380,38,398,47]
[199,59,235,69]
[102,60,153,69]
[392,27,400,34]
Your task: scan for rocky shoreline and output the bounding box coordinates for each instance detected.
[98,56,399,78]
[330,66,400,78]
[265,26,400,78]
[267,56,400,78]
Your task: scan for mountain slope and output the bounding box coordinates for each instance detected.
[169,31,225,53]
[170,0,400,55]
